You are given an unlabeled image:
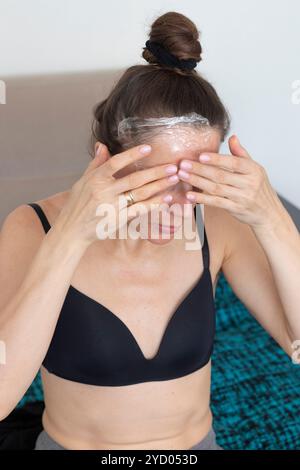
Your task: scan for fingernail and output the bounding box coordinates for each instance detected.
[178,169,190,179]
[199,154,210,162]
[167,174,179,183]
[140,145,152,154]
[186,193,196,201]
[163,194,173,202]
[165,164,177,174]
[180,160,192,170]
[96,144,103,155]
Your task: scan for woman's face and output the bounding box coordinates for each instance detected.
[114,127,221,245]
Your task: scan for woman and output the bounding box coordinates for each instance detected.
[0,11,299,451]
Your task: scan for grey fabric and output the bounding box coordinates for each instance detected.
[34,426,223,450]
[189,427,223,450]
[35,429,65,450]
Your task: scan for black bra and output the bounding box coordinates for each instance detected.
[27,202,216,387]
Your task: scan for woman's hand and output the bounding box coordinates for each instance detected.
[53,143,179,246]
[177,135,285,230]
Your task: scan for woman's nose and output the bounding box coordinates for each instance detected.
[164,181,194,214]
[166,180,192,199]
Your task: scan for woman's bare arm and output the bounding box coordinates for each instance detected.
[0,204,88,419]
[0,143,180,419]
[220,207,300,359]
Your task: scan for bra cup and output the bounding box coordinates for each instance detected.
[42,269,216,386]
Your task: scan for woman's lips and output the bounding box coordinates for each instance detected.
[154,223,182,234]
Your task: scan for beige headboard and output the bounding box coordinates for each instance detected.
[0,69,124,225]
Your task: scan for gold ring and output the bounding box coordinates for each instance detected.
[124,190,135,207]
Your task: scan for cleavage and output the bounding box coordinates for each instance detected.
[70,249,205,361]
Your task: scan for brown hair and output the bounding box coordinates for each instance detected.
[89,11,230,157]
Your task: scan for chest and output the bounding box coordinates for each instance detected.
[69,244,210,361]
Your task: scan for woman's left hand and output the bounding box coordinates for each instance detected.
[178,134,284,229]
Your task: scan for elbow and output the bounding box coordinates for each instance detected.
[0,408,12,422]
[0,385,20,421]
[0,400,16,421]
[0,412,9,422]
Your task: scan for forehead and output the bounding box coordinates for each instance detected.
[140,126,221,167]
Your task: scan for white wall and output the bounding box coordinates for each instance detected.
[1,0,299,206]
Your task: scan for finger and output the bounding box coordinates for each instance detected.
[178,171,242,201]
[96,142,112,161]
[185,191,239,211]
[124,191,176,221]
[178,162,247,188]
[98,144,152,176]
[121,173,180,206]
[120,175,180,202]
[228,134,252,159]
[83,144,108,176]
[113,163,178,194]
[198,152,251,174]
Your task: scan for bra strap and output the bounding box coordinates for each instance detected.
[194,204,210,270]
[27,203,51,234]
[202,226,210,270]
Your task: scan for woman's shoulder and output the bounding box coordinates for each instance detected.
[1,191,69,236]
[28,190,71,228]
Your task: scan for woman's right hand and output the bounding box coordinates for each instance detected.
[52,143,180,246]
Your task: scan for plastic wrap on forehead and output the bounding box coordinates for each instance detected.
[117,112,210,135]
[117,112,214,165]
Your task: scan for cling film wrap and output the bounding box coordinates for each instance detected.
[117,112,215,170]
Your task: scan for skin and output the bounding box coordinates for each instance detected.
[40,129,223,450]
[1,128,299,450]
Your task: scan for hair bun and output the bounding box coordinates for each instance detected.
[142,11,202,72]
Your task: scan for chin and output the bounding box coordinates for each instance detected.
[147,234,175,245]
[144,222,182,244]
